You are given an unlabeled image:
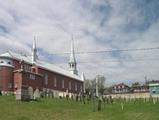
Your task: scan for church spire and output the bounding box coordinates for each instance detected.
[69,35,78,75]
[32,36,38,63]
[33,36,37,50]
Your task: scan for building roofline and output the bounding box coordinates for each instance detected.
[0,51,83,82]
[36,64,82,82]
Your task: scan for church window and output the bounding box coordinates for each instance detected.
[62,79,64,88]
[75,83,77,91]
[69,81,71,90]
[80,85,83,92]
[54,77,57,87]
[30,74,35,80]
[44,74,48,85]
[24,64,31,72]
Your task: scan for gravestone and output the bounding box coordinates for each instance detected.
[15,89,21,100]
[121,102,124,110]
[34,88,40,100]
[28,87,33,100]
[97,98,102,111]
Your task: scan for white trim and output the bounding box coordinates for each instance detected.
[149,83,159,87]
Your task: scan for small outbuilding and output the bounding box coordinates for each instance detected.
[149,80,159,97]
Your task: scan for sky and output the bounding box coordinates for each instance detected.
[0,0,159,86]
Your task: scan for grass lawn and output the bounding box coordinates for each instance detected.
[0,96,159,120]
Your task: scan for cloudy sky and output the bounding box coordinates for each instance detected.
[0,0,159,85]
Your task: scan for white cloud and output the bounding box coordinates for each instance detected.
[0,0,159,86]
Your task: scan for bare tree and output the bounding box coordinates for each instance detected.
[85,75,106,95]
[96,75,106,95]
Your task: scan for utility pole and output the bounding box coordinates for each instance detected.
[145,76,148,84]
[96,76,98,97]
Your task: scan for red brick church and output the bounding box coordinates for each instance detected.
[0,38,85,100]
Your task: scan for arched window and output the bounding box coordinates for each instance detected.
[30,74,35,80]
[54,77,57,87]
[75,83,77,91]
[69,81,71,90]
[80,85,83,92]
[62,80,64,88]
[44,74,48,85]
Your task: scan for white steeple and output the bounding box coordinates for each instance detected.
[81,72,86,93]
[69,35,78,75]
[32,36,38,63]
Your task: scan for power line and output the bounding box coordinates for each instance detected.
[25,47,159,56]
[50,47,159,55]
[78,58,159,64]
[53,58,159,64]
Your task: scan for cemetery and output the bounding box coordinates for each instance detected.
[0,95,159,120]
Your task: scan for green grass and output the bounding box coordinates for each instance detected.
[0,96,159,120]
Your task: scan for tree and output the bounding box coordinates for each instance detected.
[85,79,92,94]
[84,75,106,95]
[131,82,140,87]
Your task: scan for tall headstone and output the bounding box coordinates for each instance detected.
[28,87,33,100]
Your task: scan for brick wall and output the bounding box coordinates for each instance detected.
[1,58,83,94]
[37,67,83,94]
[0,66,14,91]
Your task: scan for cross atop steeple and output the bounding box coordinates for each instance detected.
[69,35,78,75]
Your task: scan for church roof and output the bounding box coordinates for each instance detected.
[81,72,85,81]
[0,51,83,81]
[0,52,13,58]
